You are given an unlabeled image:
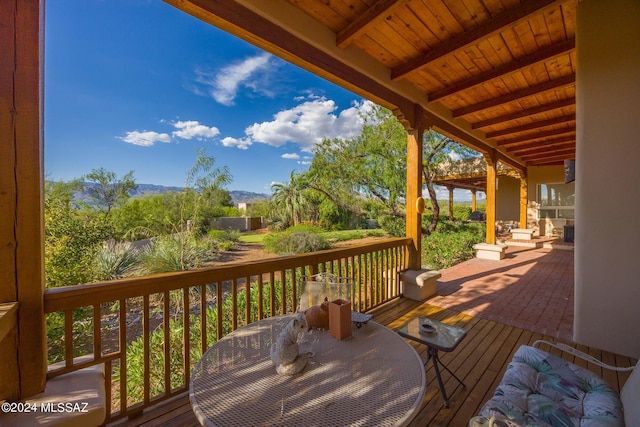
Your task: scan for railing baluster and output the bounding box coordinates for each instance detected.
[257,274,264,320]
[269,271,276,318]
[245,276,251,325]
[143,294,150,404]
[93,305,101,359]
[105,359,112,420]
[231,279,238,331]
[279,269,286,315]
[216,282,223,340]
[200,284,207,353]
[119,299,127,415]
[183,287,190,389]
[64,309,73,368]
[163,291,170,396]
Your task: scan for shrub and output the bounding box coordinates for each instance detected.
[377,215,405,237]
[140,234,217,273]
[263,230,330,255]
[421,221,485,269]
[93,241,142,281]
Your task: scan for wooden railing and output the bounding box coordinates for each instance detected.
[43,238,411,422]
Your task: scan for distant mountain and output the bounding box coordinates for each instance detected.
[70,182,269,206]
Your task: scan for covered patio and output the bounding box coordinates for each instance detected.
[2,0,639,425]
[107,244,634,427]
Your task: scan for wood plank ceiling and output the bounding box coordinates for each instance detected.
[167,0,576,170]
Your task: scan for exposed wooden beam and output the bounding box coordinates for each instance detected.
[497,127,575,146]
[512,142,574,156]
[453,74,575,117]
[336,0,408,49]
[391,0,567,80]
[507,136,576,156]
[485,113,575,138]
[471,97,575,129]
[521,148,575,161]
[527,158,567,166]
[429,38,575,102]
[164,0,417,125]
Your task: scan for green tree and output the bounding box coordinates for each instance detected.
[83,168,137,215]
[307,104,406,218]
[270,171,310,227]
[44,180,113,288]
[421,130,478,234]
[180,148,232,234]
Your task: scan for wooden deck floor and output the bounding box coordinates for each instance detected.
[108,297,635,427]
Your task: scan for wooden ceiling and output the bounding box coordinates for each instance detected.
[166,0,577,171]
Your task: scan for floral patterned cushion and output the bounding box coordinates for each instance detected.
[476,345,624,427]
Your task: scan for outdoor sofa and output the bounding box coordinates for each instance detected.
[469,341,639,427]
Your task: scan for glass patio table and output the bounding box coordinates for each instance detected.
[397,317,467,408]
[190,314,425,427]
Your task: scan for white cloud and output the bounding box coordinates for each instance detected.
[239,97,372,152]
[172,120,220,140]
[282,153,300,159]
[195,53,274,106]
[118,131,171,147]
[221,136,252,150]
[297,160,312,165]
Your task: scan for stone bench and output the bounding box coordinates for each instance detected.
[399,269,441,301]
[510,228,534,240]
[0,359,106,426]
[473,243,507,260]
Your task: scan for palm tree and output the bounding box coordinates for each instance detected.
[271,171,310,227]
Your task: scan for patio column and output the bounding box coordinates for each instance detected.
[447,186,454,220]
[471,190,477,212]
[484,151,497,245]
[402,105,424,270]
[519,172,528,229]
[0,0,46,399]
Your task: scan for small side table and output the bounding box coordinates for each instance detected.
[397,317,467,407]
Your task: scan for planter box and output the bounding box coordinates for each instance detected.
[329,299,351,340]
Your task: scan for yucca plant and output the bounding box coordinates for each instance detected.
[93,241,142,281]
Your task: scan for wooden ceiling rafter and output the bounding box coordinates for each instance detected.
[336,0,409,49]
[428,38,575,102]
[510,142,575,156]
[471,97,575,129]
[505,135,575,152]
[485,113,575,138]
[391,0,568,81]
[523,150,575,162]
[452,74,575,118]
[497,128,575,146]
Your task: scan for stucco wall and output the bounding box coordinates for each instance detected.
[574,0,640,358]
[496,176,519,221]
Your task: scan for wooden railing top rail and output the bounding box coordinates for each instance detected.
[0,302,18,343]
[44,238,412,313]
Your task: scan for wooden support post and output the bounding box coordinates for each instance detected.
[447,186,454,221]
[519,172,528,229]
[0,0,46,398]
[484,151,498,245]
[400,105,424,270]
[471,190,477,212]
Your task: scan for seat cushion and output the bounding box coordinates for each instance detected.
[478,345,623,427]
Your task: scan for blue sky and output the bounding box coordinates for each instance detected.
[45,0,372,195]
[45,0,477,201]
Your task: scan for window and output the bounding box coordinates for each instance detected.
[537,183,575,219]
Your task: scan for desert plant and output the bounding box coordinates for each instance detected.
[93,241,142,281]
[263,231,330,255]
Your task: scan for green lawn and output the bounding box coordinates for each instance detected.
[238,228,385,244]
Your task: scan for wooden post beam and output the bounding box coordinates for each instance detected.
[484,151,498,245]
[519,171,529,229]
[0,0,46,399]
[402,105,425,270]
